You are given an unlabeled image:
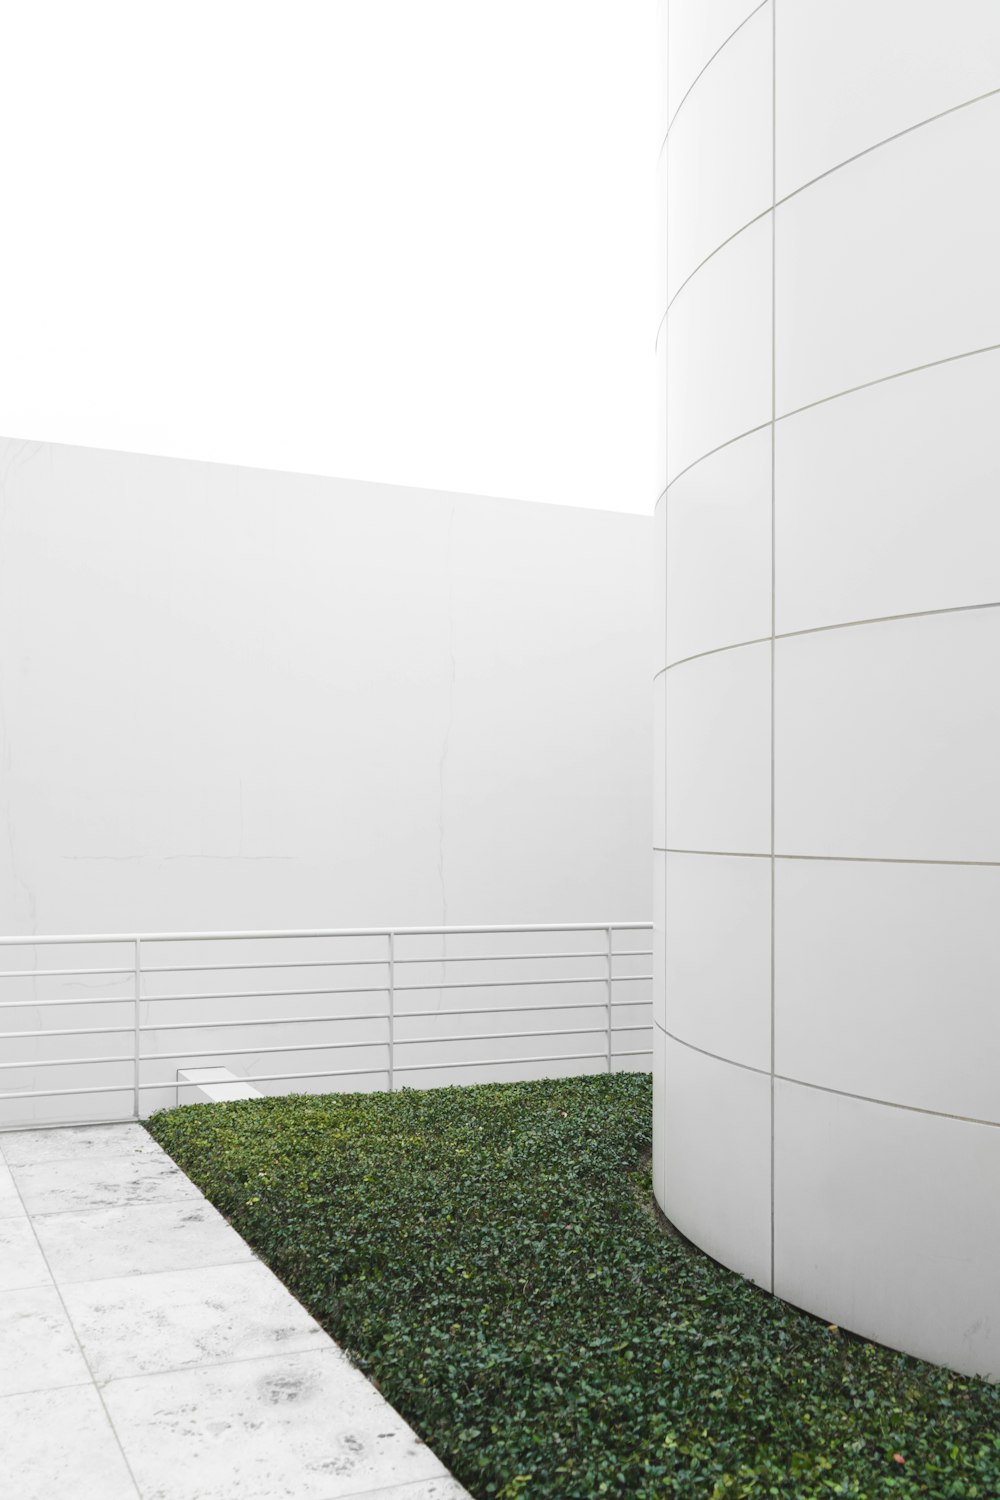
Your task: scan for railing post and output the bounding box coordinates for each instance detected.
[606,925,613,1073]
[133,936,142,1120]
[387,930,395,1092]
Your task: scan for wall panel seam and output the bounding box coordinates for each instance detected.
[659,1021,1000,1130]
[668,343,1000,491]
[777,341,1000,425]
[775,1072,1000,1132]
[659,600,1000,676]
[665,85,1000,313]
[668,423,773,490]
[667,209,773,313]
[776,82,1000,209]
[666,848,1000,868]
[661,0,771,145]
[657,1019,772,1079]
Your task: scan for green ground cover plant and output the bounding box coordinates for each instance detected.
[147,1073,1000,1499]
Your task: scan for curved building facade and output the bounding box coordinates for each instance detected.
[653,0,1000,1379]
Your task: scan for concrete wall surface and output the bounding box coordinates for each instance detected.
[653,0,1000,1380]
[0,437,652,1125]
[0,436,651,935]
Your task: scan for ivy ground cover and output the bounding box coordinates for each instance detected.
[147,1073,1000,1499]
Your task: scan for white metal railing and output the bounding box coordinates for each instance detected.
[0,923,653,1129]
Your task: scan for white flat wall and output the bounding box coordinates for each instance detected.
[0,437,651,936]
[0,438,653,1125]
[653,0,1000,1380]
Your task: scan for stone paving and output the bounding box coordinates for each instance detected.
[0,1121,471,1500]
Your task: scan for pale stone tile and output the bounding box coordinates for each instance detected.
[32,1199,254,1284]
[103,1348,449,1500]
[343,1479,473,1499]
[0,1384,139,1500]
[0,1215,53,1291]
[12,1150,201,1216]
[0,1157,27,1218]
[0,1284,91,1397]
[5,1124,467,1500]
[65,1259,330,1382]
[0,1122,161,1167]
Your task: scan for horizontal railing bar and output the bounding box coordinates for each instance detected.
[163,1066,388,1091]
[0,1081,136,1100]
[395,1026,606,1047]
[0,1054,132,1070]
[613,1048,654,1058]
[0,1115,136,1135]
[2,1016,649,1045]
[135,1001,651,1030]
[1,1013,653,1048]
[401,999,610,1018]
[75,949,655,977]
[141,1038,387,1063]
[137,953,653,978]
[0,948,656,984]
[145,922,651,941]
[145,957,390,975]
[143,984,389,1004]
[393,950,605,965]
[395,952,652,967]
[0,922,650,947]
[0,966,135,980]
[139,1011,384,1034]
[4,1035,642,1118]
[0,937,135,948]
[0,1052,651,1102]
[139,976,648,1006]
[150,1048,621,1090]
[395,1050,606,1073]
[0,995,134,1011]
[396,976,608,994]
[0,1024,134,1040]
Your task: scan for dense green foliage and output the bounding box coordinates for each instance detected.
[147,1074,1000,1499]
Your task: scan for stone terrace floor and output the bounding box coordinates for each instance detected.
[0,1120,470,1500]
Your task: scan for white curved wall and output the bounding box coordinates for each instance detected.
[653,0,1000,1379]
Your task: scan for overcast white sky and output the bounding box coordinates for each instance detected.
[1,1,657,514]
